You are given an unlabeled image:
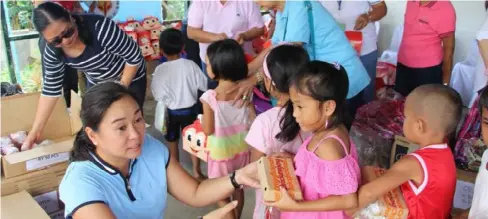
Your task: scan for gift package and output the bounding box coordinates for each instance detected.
[351,91,405,168]
[182,115,208,162]
[345,31,363,55]
[1,131,54,155]
[355,167,409,219]
[257,157,303,202]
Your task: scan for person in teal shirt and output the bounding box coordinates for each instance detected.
[236,0,370,118]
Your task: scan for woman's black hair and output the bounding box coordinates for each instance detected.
[71,82,139,162]
[479,85,488,115]
[277,61,349,141]
[206,39,248,82]
[33,2,92,57]
[266,45,310,93]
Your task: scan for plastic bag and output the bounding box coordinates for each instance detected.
[455,95,482,170]
[154,101,168,135]
[351,91,405,168]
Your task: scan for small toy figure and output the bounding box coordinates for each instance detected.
[142,16,162,30]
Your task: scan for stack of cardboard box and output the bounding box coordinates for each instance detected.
[1,92,81,218]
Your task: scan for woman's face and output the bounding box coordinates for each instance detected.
[87,96,146,161]
[42,19,79,48]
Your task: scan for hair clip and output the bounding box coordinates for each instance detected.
[333,62,340,70]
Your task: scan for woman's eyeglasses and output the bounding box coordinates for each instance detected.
[48,26,76,46]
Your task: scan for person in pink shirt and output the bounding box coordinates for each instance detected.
[395,0,456,97]
[187,0,265,90]
[246,45,310,219]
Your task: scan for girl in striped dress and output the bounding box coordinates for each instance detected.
[200,39,256,219]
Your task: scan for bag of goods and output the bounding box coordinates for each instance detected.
[345,31,363,55]
[355,167,408,219]
[455,95,483,171]
[0,137,18,155]
[351,90,405,168]
[9,131,27,148]
[461,138,487,172]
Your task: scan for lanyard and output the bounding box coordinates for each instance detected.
[337,0,342,10]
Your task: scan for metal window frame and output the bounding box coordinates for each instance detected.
[1,1,40,84]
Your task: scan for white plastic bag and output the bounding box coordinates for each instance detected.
[154,101,168,135]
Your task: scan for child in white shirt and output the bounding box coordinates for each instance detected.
[151,28,207,180]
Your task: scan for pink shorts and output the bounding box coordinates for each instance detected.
[207,151,250,179]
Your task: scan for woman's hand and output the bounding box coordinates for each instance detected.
[235,161,260,188]
[21,132,38,150]
[202,201,238,219]
[264,187,300,211]
[213,33,228,42]
[226,76,256,107]
[354,14,369,31]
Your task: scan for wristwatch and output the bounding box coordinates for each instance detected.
[229,171,241,189]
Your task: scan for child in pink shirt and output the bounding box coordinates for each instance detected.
[200,39,255,219]
[265,61,360,219]
[245,45,310,219]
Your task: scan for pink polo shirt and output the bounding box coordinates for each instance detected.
[398,1,456,68]
[188,0,264,61]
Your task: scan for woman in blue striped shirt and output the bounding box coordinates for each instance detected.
[23,2,146,149]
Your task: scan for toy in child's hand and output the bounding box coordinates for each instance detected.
[182,115,208,162]
[258,157,303,202]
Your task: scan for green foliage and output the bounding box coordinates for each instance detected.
[19,60,42,93]
[163,1,185,21]
[1,68,11,83]
[6,1,34,30]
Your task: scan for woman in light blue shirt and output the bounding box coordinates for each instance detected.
[236,0,370,118]
[59,82,259,219]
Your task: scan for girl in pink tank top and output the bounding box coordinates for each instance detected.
[265,61,360,219]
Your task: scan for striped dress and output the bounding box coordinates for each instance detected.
[200,90,251,178]
[42,14,145,97]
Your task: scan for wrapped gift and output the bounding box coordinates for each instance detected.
[356,167,409,219]
[257,157,303,202]
[182,115,208,162]
[345,31,363,55]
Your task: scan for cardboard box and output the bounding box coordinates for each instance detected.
[452,169,478,212]
[257,157,303,202]
[1,92,81,178]
[358,166,409,219]
[34,190,62,214]
[1,161,68,196]
[49,210,65,219]
[390,136,419,165]
[1,191,51,219]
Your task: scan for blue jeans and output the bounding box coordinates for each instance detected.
[201,61,218,89]
[359,50,378,104]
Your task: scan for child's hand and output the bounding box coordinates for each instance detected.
[345,207,359,217]
[264,187,300,211]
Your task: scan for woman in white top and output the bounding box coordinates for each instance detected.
[457,4,488,219]
[320,0,387,104]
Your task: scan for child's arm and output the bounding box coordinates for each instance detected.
[201,100,215,136]
[266,139,358,211]
[351,156,423,213]
[250,147,265,162]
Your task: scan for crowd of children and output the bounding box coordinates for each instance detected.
[151,28,488,219]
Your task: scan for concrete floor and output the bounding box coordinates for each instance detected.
[143,100,256,219]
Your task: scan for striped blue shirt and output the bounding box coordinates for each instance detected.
[59,134,170,219]
[42,14,145,97]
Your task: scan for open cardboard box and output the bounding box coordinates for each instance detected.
[390,135,420,166]
[1,92,81,178]
[1,190,51,219]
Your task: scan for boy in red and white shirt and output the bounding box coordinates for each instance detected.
[350,84,463,219]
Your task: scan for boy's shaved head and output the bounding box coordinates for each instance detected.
[407,84,462,135]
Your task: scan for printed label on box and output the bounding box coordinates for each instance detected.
[26,152,70,171]
[34,191,60,214]
[453,180,475,210]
